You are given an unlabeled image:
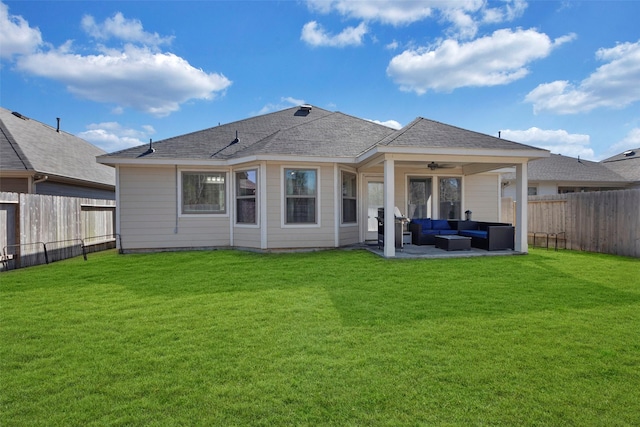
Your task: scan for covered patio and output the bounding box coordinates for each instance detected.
[355,117,548,258]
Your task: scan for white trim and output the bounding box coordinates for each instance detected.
[233,167,260,229]
[360,173,384,242]
[383,159,395,257]
[436,175,464,220]
[357,147,550,164]
[339,168,358,228]
[280,165,321,228]
[115,165,121,250]
[177,168,230,218]
[404,173,434,219]
[334,165,339,247]
[515,162,528,253]
[260,161,268,249]
[99,154,358,167]
[98,147,550,168]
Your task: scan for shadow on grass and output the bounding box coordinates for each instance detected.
[3,249,638,328]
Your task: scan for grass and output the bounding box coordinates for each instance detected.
[1,248,639,426]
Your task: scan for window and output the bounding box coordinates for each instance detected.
[528,186,538,196]
[439,177,461,219]
[236,170,257,224]
[341,171,357,224]
[408,177,432,219]
[285,169,317,224]
[181,172,226,214]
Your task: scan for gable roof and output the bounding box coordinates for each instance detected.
[601,148,640,183]
[98,105,548,166]
[0,107,115,187]
[378,117,539,151]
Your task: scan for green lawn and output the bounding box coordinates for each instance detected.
[1,248,639,426]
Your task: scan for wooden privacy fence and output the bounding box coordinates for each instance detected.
[0,192,116,270]
[527,189,640,258]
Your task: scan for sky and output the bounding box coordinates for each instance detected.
[1,0,639,161]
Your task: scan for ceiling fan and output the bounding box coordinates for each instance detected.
[427,161,455,170]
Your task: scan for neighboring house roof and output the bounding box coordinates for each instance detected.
[99,105,547,165]
[503,153,630,185]
[601,148,640,183]
[0,107,115,187]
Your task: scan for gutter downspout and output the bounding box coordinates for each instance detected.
[33,175,48,185]
[32,175,48,193]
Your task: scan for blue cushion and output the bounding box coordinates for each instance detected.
[432,219,451,230]
[422,230,440,235]
[439,230,458,235]
[412,218,432,230]
[460,230,488,239]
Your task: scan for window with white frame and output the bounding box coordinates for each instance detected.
[341,171,357,224]
[181,171,226,214]
[284,169,317,224]
[439,177,462,219]
[236,170,257,224]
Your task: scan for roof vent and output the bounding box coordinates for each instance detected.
[623,150,636,157]
[299,104,312,112]
[11,111,27,120]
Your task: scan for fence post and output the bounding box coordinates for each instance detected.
[42,242,48,264]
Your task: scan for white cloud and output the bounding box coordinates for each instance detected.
[385,40,399,50]
[17,44,231,117]
[78,121,155,152]
[305,0,435,26]
[4,9,230,116]
[254,97,306,116]
[387,28,573,94]
[501,127,595,160]
[0,2,43,59]
[304,0,527,39]
[367,118,402,129]
[301,21,367,47]
[81,12,174,48]
[525,40,640,114]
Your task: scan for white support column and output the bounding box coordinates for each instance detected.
[383,159,395,258]
[515,162,528,253]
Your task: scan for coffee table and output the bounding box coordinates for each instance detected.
[434,235,471,251]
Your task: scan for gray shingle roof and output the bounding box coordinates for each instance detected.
[99,105,548,164]
[101,106,396,161]
[378,117,541,151]
[0,107,115,187]
[504,153,629,183]
[601,148,640,182]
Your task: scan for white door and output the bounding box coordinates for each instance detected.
[364,179,384,241]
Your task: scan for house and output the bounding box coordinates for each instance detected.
[502,151,639,198]
[97,105,548,257]
[501,153,632,198]
[0,107,115,199]
[601,148,640,188]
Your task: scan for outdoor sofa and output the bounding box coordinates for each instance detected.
[409,219,515,251]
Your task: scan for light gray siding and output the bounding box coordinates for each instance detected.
[118,166,231,251]
[265,163,336,249]
[464,173,500,221]
[233,226,261,249]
